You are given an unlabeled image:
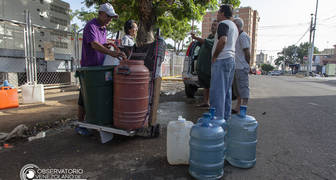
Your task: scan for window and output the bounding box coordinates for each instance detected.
[50,16,68,26]
[50,4,69,15]
[50,30,67,38]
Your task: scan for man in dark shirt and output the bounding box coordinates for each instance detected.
[191,20,217,107]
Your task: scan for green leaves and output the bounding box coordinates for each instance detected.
[261,64,275,73]
[275,42,320,66]
[78,0,240,44]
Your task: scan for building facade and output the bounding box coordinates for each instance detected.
[256,52,268,67]
[320,48,335,55]
[202,7,260,67]
[0,0,72,86]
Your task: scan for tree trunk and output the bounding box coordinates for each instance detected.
[174,41,177,52]
[137,0,155,46]
[181,40,184,52]
[177,42,181,54]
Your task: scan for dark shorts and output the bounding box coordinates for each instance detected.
[198,72,211,89]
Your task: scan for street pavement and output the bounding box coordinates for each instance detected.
[0,75,335,180]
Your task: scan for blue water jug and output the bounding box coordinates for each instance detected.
[226,106,258,168]
[189,113,225,179]
[209,108,227,159]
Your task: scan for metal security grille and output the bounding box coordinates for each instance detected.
[0,10,80,88]
[161,51,184,77]
[0,18,28,87]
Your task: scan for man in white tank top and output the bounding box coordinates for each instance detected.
[209,4,238,120]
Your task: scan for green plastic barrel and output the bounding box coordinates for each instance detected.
[76,66,114,126]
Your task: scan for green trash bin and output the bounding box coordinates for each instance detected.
[76,66,114,126]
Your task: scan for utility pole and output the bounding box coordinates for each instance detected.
[307,13,314,75]
[308,0,319,75]
[309,13,314,44]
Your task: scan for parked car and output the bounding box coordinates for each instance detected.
[182,42,238,100]
[269,70,283,76]
[182,42,201,98]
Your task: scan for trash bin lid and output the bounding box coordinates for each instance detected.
[76,66,115,72]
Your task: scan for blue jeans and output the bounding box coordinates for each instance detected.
[210,57,235,120]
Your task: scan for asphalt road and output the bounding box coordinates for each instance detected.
[0,76,335,180]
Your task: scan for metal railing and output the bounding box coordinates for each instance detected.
[0,10,81,88]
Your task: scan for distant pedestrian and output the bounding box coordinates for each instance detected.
[232,18,251,114]
[210,4,238,120]
[191,20,217,107]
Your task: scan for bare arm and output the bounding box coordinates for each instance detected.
[243,48,251,66]
[212,36,227,63]
[91,41,126,59]
[191,33,205,44]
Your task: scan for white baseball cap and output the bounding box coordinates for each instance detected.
[99,3,118,18]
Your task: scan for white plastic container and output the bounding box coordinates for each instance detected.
[167,115,194,165]
[21,84,45,104]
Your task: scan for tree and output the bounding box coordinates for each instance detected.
[275,42,319,67]
[82,0,241,45]
[261,64,274,74]
[69,9,80,33]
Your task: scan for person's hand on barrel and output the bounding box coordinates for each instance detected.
[120,52,127,60]
[103,42,114,49]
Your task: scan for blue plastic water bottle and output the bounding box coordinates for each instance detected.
[209,108,227,161]
[226,106,258,168]
[189,113,225,179]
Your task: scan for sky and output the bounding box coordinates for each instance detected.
[64,0,336,56]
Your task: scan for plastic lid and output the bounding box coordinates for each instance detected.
[200,113,212,127]
[178,115,186,121]
[76,66,115,72]
[209,108,216,118]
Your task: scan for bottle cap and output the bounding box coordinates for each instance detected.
[178,115,185,121]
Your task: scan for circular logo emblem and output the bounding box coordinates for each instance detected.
[20,164,39,180]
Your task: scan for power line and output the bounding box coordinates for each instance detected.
[258,22,310,29]
[294,27,310,45]
[318,14,336,22]
[257,14,336,30]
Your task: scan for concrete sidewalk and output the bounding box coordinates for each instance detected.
[0,87,79,132]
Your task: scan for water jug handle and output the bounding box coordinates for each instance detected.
[117,66,131,75]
